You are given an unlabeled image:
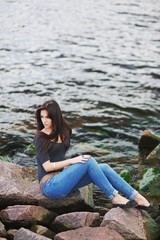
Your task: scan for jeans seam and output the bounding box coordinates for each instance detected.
[88,158,116,197]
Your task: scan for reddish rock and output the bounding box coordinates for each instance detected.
[14,227,51,240]
[101,207,147,240]
[54,211,100,229]
[0,161,94,212]
[54,227,124,240]
[0,205,55,224]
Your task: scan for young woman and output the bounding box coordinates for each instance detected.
[34,99,151,209]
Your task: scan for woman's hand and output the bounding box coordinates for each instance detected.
[70,155,91,164]
[43,155,91,172]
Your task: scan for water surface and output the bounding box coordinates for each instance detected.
[0,0,160,165]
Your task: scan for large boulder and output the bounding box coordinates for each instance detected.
[101,207,146,239]
[0,161,94,213]
[101,207,160,240]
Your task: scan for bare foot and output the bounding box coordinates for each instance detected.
[112,194,129,205]
[134,194,150,207]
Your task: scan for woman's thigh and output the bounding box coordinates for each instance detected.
[42,162,89,199]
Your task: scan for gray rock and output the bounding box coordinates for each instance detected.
[14,227,51,240]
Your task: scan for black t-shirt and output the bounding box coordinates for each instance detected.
[34,132,67,182]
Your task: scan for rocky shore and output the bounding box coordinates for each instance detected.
[0,160,159,240]
[0,130,160,240]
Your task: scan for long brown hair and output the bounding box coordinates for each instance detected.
[35,100,72,150]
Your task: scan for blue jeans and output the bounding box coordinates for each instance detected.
[42,157,138,200]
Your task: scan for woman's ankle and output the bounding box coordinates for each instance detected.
[112,194,129,204]
[134,194,150,206]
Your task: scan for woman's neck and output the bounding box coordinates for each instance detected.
[41,128,53,135]
[40,129,62,143]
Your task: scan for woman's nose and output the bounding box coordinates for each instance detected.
[43,118,47,123]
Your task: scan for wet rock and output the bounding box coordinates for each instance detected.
[138,130,160,163]
[142,211,160,240]
[52,211,100,232]
[138,167,160,198]
[119,169,132,183]
[101,207,147,240]
[0,205,56,225]
[24,144,36,156]
[147,143,160,163]
[54,226,124,240]
[0,161,94,213]
[14,227,51,240]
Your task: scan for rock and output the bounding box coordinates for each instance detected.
[142,211,160,240]
[138,167,160,198]
[101,207,147,240]
[0,161,94,213]
[14,227,51,240]
[119,169,132,183]
[31,225,55,239]
[54,226,124,240]
[138,130,160,162]
[6,229,17,239]
[147,143,160,164]
[0,222,6,237]
[52,211,100,232]
[0,205,56,225]
[24,144,36,156]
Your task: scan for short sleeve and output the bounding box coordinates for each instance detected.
[34,134,50,164]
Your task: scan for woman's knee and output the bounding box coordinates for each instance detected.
[88,156,97,164]
[99,163,113,174]
[87,157,110,170]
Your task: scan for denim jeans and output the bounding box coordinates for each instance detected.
[42,157,138,200]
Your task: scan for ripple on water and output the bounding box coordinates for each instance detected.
[0,0,160,162]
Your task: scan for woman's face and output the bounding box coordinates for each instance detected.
[40,109,52,131]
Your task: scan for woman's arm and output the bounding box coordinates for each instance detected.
[42,155,91,172]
